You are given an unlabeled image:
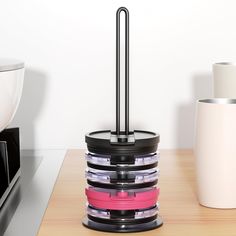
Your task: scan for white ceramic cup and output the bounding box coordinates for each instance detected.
[194,98,236,208]
[213,62,236,98]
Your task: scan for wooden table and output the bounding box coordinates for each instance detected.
[37,150,236,236]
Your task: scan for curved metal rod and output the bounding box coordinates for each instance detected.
[116,7,129,136]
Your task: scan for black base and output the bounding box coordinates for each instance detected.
[82,216,163,233]
[0,128,20,207]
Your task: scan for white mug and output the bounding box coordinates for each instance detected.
[213,62,236,98]
[194,98,236,208]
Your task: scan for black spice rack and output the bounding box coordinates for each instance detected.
[83,7,163,233]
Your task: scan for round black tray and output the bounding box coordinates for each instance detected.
[85,130,159,156]
[82,215,163,233]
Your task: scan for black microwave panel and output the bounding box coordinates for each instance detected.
[0,128,20,182]
[0,142,9,198]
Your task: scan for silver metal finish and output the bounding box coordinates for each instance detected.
[199,98,236,104]
[1,150,66,236]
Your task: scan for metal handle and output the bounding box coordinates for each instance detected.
[116,7,129,136]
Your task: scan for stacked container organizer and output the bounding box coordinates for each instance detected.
[83,7,163,232]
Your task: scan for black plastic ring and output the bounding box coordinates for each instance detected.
[87,161,158,171]
[87,179,158,189]
[87,214,157,225]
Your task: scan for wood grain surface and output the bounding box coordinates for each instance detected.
[37,150,236,236]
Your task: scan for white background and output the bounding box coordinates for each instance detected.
[1,0,236,149]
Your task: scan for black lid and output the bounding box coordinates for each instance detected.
[85,130,159,156]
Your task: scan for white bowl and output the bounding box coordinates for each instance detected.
[0,59,24,132]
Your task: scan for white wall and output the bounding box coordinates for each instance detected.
[1,0,236,149]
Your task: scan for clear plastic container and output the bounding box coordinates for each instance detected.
[85,152,159,166]
[86,167,159,184]
[87,204,159,219]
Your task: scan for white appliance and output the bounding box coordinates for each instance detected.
[0,58,24,208]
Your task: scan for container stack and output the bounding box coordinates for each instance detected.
[83,7,163,232]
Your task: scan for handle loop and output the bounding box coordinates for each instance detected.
[116,7,129,136]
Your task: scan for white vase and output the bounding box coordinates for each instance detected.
[213,62,236,98]
[194,98,236,208]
